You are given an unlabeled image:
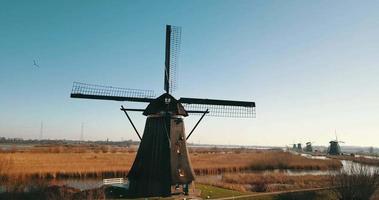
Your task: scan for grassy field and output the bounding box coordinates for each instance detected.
[195,184,336,200]
[237,190,336,200]
[196,183,248,199]
[191,151,341,175]
[0,147,341,179]
[198,172,331,193]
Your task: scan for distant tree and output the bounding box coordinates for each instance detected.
[369,146,374,154]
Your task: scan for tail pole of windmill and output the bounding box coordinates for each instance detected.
[70,25,256,198]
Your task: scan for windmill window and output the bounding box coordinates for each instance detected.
[179,136,184,141]
[165,97,171,104]
[176,148,181,154]
[178,169,185,177]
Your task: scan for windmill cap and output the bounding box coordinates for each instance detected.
[143,93,188,116]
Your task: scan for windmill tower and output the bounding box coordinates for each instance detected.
[70,25,256,198]
[327,130,344,155]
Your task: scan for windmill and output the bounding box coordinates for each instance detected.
[297,143,302,151]
[70,25,256,198]
[287,143,297,151]
[304,142,314,152]
[327,130,344,155]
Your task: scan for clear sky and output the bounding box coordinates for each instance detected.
[1,0,378,147]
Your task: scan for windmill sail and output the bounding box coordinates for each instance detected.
[70,82,155,103]
[164,25,181,94]
[179,97,256,118]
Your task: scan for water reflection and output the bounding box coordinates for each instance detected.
[50,179,103,190]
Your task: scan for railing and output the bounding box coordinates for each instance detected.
[103,177,124,185]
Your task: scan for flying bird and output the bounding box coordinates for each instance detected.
[33,60,40,67]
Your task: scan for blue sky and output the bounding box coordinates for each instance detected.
[0,0,378,146]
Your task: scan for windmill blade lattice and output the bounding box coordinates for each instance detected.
[71,82,155,102]
[167,25,181,93]
[179,97,256,118]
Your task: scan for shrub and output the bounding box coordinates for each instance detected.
[251,180,268,192]
[331,164,379,200]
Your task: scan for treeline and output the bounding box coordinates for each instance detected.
[0,137,139,147]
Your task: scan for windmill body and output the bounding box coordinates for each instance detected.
[70,25,255,197]
[327,141,342,155]
[327,132,344,155]
[126,93,195,197]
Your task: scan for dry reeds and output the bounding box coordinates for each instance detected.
[331,164,379,200]
[0,148,341,180]
[0,152,136,180]
[191,151,342,175]
[198,172,331,192]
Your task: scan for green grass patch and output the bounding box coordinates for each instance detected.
[237,189,336,200]
[196,183,248,199]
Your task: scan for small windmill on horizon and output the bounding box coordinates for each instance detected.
[327,130,344,155]
[305,141,314,152]
[70,25,256,198]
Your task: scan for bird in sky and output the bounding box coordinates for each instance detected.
[33,59,40,67]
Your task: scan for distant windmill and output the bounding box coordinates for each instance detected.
[70,25,256,198]
[327,130,344,155]
[297,143,303,151]
[304,142,314,152]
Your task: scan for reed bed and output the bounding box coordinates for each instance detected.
[198,172,331,192]
[0,152,136,179]
[0,148,341,180]
[191,151,342,175]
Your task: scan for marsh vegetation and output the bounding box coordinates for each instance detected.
[2,145,378,199]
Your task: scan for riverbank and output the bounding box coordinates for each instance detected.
[328,155,379,167]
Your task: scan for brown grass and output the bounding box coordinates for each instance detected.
[0,147,341,180]
[331,165,379,200]
[191,151,342,175]
[0,152,136,179]
[198,172,331,192]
